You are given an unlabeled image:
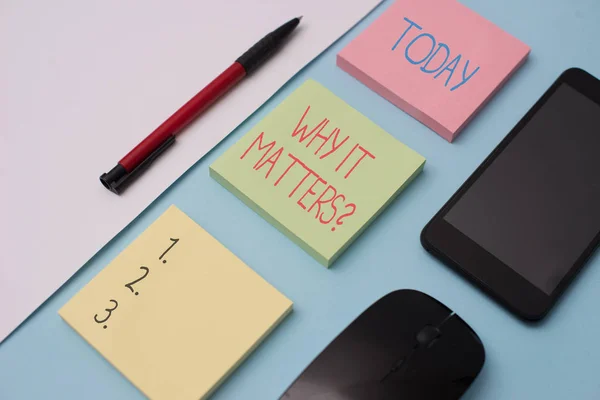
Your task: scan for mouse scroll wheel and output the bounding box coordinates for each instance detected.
[416,325,441,348]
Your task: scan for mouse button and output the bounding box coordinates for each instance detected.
[404,289,451,314]
[385,290,451,315]
[341,314,418,379]
[281,341,386,400]
[295,326,394,384]
[443,314,484,347]
[437,315,485,374]
[352,298,424,353]
[285,308,413,395]
[383,290,452,328]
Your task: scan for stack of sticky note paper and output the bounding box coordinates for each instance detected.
[337,0,530,142]
[210,80,425,267]
[60,205,292,400]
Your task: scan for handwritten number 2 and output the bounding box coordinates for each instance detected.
[125,266,150,296]
[94,299,118,329]
[159,238,179,264]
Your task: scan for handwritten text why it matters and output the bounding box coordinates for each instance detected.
[240,106,376,232]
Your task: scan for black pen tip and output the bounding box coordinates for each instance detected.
[297,16,303,21]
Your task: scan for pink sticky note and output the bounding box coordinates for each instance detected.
[337,0,530,142]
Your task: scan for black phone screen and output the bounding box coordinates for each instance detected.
[444,84,600,295]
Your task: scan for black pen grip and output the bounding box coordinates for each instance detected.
[237,17,301,74]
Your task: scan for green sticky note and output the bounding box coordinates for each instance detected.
[210,80,425,267]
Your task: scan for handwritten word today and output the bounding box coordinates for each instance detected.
[391,17,480,92]
[240,106,376,232]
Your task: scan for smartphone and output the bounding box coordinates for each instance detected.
[421,68,600,320]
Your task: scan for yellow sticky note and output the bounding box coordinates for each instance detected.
[59,205,292,400]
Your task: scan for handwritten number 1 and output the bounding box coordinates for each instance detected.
[159,238,179,264]
[125,266,150,296]
[94,299,118,329]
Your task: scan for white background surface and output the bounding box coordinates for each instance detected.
[0,0,380,343]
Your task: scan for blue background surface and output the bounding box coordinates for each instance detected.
[2,0,600,398]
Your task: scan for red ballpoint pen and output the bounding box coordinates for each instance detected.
[100,16,302,194]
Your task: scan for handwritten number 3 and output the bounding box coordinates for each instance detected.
[94,299,118,329]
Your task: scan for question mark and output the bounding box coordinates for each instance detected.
[331,203,356,231]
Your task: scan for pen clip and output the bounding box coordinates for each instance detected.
[100,135,176,195]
